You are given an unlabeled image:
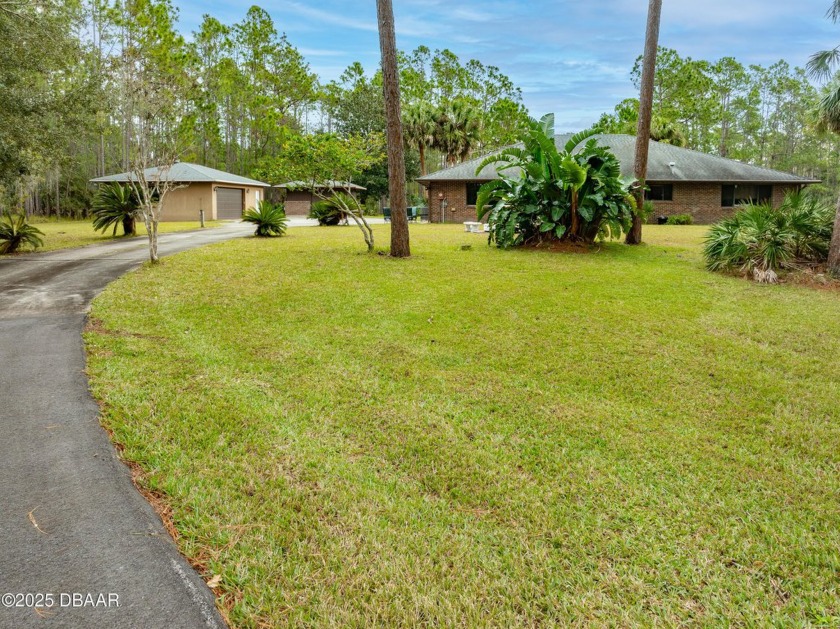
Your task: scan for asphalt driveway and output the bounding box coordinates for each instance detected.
[0,223,252,628]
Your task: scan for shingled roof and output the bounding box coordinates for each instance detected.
[275,180,366,191]
[416,134,820,185]
[90,162,270,187]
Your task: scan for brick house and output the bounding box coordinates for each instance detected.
[416,134,819,224]
[275,181,366,216]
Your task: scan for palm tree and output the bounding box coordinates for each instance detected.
[92,183,139,236]
[626,0,662,245]
[434,99,481,166]
[807,0,840,275]
[242,201,288,237]
[651,117,687,146]
[402,100,436,176]
[0,212,44,254]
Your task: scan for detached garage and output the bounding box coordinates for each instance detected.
[90,162,270,222]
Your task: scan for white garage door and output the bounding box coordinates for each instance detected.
[216,187,244,219]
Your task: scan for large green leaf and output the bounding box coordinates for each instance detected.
[560,156,587,190]
[563,128,600,154]
[475,179,510,219]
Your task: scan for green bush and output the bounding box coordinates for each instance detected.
[363,196,379,216]
[703,192,833,283]
[309,200,344,226]
[0,211,45,254]
[665,213,693,225]
[242,201,288,237]
[309,192,361,226]
[92,183,140,235]
[475,114,634,248]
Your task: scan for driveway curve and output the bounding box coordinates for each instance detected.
[0,223,253,628]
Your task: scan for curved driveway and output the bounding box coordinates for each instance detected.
[0,223,253,628]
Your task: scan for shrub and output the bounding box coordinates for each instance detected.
[309,200,344,226]
[92,183,140,235]
[703,192,833,283]
[0,211,45,254]
[364,196,379,216]
[666,213,693,225]
[309,192,360,226]
[242,201,288,237]
[475,114,634,248]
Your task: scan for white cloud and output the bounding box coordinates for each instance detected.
[272,0,377,32]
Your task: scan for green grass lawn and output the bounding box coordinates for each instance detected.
[27,217,223,252]
[85,225,840,627]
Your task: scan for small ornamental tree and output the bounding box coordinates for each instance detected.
[475,114,634,248]
[255,132,383,252]
[116,0,196,263]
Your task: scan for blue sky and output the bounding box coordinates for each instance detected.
[175,0,839,131]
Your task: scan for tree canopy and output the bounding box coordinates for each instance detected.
[594,47,840,199]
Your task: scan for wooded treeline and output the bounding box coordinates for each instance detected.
[595,47,840,199]
[1,0,527,216]
[4,3,840,218]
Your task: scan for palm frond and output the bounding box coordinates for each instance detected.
[475,179,510,220]
[816,87,840,132]
[563,128,600,154]
[828,0,840,22]
[474,147,529,175]
[807,47,840,81]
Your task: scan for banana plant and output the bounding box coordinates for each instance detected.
[475,114,631,247]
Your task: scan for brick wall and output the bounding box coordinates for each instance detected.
[647,183,799,224]
[424,181,802,225]
[284,191,313,216]
[425,182,480,223]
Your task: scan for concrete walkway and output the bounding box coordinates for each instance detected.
[0,223,253,628]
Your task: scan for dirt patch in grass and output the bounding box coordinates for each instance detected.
[525,238,600,253]
[85,317,168,342]
[780,264,840,291]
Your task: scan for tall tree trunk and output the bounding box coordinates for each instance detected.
[419,143,426,176]
[829,194,840,277]
[626,0,662,245]
[376,0,410,258]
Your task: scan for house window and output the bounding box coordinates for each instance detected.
[466,183,482,206]
[721,184,773,207]
[645,184,673,201]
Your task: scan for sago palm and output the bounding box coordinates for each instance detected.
[92,183,139,236]
[0,212,45,254]
[242,201,288,237]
